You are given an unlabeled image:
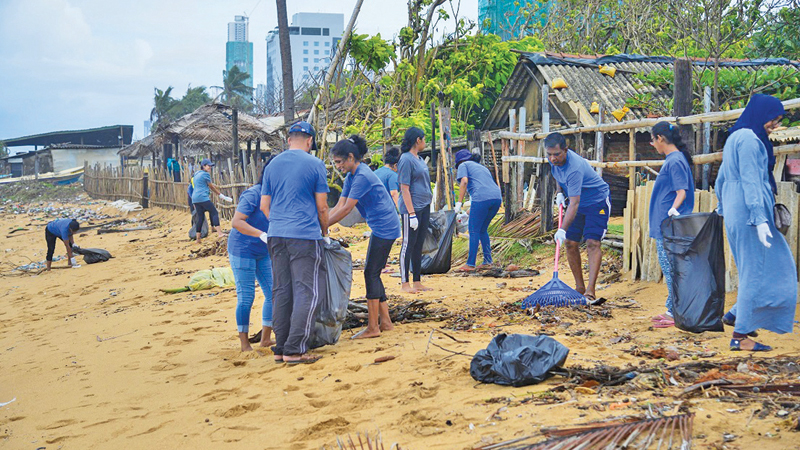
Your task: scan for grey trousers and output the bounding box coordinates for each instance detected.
[268,237,326,355]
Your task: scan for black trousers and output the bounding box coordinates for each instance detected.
[364,235,395,302]
[400,205,431,283]
[45,229,59,261]
[268,237,327,356]
[193,200,220,233]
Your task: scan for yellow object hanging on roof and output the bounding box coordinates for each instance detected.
[599,65,617,77]
[611,106,631,121]
[590,102,600,114]
[551,78,568,89]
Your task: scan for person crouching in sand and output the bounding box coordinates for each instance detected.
[45,218,80,270]
[329,135,401,339]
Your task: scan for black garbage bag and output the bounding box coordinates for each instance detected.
[309,239,352,349]
[661,212,726,333]
[71,245,112,264]
[188,211,209,240]
[420,210,457,274]
[470,334,570,387]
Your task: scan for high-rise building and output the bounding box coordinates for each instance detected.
[265,12,344,111]
[479,0,550,41]
[226,15,254,90]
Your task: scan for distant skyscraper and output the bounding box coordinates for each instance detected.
[226,15,254,90]
[479,0,549,41]
[265,12,344,111]
[144,120,152,136]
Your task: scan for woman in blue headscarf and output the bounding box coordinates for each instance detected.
[715,94,796,352]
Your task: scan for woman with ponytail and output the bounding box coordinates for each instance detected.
[397,127,433,293]
[329,135,401,339]
[647,121,695,328]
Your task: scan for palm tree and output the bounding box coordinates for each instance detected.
[174,85,211,117]
[220,66,255,112]
[150,87,179,132]
[276,0,295,122]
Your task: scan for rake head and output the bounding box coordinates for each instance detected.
[521,273,587,308]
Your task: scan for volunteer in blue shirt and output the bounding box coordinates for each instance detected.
[229,162,274,352]
[191,158,233,244]
[45,218,80,270]
[647,122,695,328]
[260,121,329,365]
[453,149,503,272]
[546,132,611,303]
[398,127,433,293]
[329,135,402,339]
[373,147,401,207]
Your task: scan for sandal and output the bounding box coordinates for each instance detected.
[284,354,322,365]
[651,314,672,322]
[455,265,475,273]
[274,355,284,364]
[653,318,675,328]
[730,338,772,352]
[584,294,607,307]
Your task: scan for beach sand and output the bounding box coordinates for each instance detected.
[1,202,799,449]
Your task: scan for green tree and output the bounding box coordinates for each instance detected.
[221,66,255,112]
[150,87,180,132]
[749,5,800,59]
[174,85,211,117]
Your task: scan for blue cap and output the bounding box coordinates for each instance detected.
[200,158,214,167]
[455,149,472,166]
[288,121,317,150]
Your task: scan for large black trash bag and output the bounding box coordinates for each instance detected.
[309,239,352,349]
[71,245,112,264]
[661,212,726,333]
[470,333,570,387]
[188,211,209,240]
[420,210,457,274]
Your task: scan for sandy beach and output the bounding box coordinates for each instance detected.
[1,200,799,449]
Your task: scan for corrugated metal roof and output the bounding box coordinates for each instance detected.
[483,52,800,130]
[771,126,800,143]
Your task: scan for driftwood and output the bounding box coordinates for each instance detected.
[97,226,154,234]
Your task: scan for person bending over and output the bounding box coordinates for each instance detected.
[45,218,80,270]
[329,135,401,339]
[545,132,610,303]
[191,158,233,244]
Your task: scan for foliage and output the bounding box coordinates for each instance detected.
[173,86,211,117]
[221,66,255,112]
[150,86,212,132]
[348,33,396,73]
[748,5,800,60]
[0,141,7,159]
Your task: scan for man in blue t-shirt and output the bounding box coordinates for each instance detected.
[260,121,329,365]
[546,132,610,302]
[45,218,80,270]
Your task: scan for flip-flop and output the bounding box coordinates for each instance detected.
[284,355,322,365]
[651,314,672,322]
[730,338,772,352]
[455,265,475,273]
[653,319,675,328]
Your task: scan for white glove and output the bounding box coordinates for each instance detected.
[70,257,78,266]
[259,232,268,244]
[756,222,772,248]
[322,236,331,245]
[555,193,566,207]
[554,228,567,246]
[219,194,233,203]
[668,207,680,217]
[71,264,81,269]
[454,202,462,214]
[409,215,419,230]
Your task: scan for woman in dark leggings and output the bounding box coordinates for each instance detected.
[191,158,233,244]
[397,127,433,293]
[329,135,401,339]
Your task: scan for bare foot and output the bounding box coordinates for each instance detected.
[379,322,394,332]
[351,327,381,339]
[259,340,276,348]
[413,282,432,292]
[455,264,475,273]
[401,283,418,294]
[241,343,254,352]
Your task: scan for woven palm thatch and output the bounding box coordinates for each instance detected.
[119,103,283,158]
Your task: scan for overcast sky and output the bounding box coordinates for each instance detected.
[0,0,479,149]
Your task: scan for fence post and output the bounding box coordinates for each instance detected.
[142,171,149,208]
[595,104,604,176]
[703,86,712,190]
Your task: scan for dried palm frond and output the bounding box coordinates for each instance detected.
[479,414,694,450]
[324,431,402,450]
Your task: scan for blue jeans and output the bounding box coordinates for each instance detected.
[467,199,502,267]
[229,253,273,333]
[655,238,674,316]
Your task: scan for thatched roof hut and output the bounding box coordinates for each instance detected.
[119,103,285,158]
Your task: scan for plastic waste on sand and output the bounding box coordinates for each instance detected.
[188,267,236,291]
[188,210,209,240]
[661,212,726,333]
[309,239,352,349]
[109,200,143,213]
[420,210,457,275]
[470,334,570,387]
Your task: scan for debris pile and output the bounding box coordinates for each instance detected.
[344,298,451,330]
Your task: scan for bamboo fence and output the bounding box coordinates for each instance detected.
[84,158,263,221]
[623,180,800,292]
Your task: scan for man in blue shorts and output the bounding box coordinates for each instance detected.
[260,121,329,365]
[546,132,610,302]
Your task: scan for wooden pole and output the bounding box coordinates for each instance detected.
[517,107,526,215]
[437,106,453,209]
[487,131,501,187]
[673,59,695,156]
[508,108,517,214]
[702,86,712,190]
[629,129,636,191]
[538,88,554,234]
[502,139,512,224]
[595,105,604,176]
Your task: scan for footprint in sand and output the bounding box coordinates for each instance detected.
[39,419,78,430]
[293,417,350,442]
[309,399,330,409]
[151,361,182,372]
[218,402,261,418]
[164,338,194,346]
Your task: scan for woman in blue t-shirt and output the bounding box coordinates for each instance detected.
[191,158,233,244]
[329,135,402,339]
[228,162,273,351]
[454,149,503,272]
[373,147,401,208]
[647,122,695,328]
